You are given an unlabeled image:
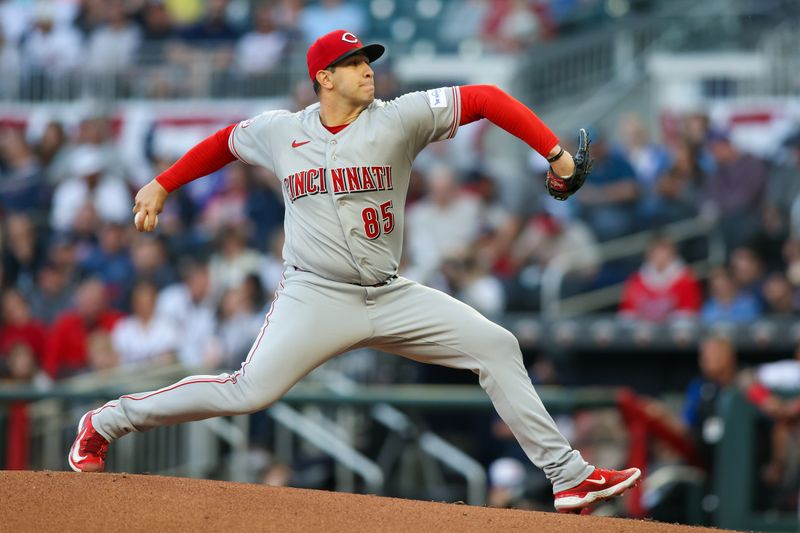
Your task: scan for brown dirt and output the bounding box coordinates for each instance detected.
[0,471,729,533]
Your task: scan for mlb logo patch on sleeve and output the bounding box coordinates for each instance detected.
[427,88,448,108]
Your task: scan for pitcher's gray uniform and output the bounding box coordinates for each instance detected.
[91,86,592,492]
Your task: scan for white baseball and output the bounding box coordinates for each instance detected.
[134,211,158,231]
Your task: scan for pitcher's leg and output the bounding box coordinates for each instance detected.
[370,279,592,492]
[92,271,371,441]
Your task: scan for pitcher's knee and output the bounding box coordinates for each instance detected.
[490,327,522,356]
[469,326,521,366]
[229,379,283,413]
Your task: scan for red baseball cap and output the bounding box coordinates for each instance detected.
[307,29,385,83]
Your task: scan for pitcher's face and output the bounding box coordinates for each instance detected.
[328,53,375,106]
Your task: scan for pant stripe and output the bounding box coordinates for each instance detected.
[93,273,287,416]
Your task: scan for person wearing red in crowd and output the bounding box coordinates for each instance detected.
[43,278,122,379]
[0,288,48,363]
[619,234,702,322]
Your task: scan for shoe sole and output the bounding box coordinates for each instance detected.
[554,469,642,512]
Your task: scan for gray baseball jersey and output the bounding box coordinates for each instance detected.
[89,87,592,492]
[228,87,461,285]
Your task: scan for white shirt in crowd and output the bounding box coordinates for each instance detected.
[155,284,220,369]
[111,316,179,368]
[86,24,141,73]
[50,175,132,231]
[407,193,482,283]
[20,24,82,73]
[234,31,287,74]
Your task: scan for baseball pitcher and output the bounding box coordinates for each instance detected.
[69,29,639,512]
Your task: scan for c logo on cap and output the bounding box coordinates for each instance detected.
[341,32,359,44]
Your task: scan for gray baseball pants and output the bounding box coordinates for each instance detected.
[92,268,592,491]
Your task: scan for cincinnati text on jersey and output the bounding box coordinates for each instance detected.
[283,165,394,203]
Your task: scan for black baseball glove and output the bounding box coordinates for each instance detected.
[545,128,593,201]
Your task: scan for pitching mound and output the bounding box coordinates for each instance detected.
[1,471,725,532]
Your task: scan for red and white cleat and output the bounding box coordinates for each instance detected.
[68,411,109,473]
[554,467,641,513]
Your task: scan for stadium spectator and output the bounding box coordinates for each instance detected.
[507,212,600,311]
[174,0,239,97]
[643,336,739,469]
[66,116,121,175]
[233,5,288,77]
[208,223,265,300]
[573,127,640,241]
[85,331,119,373]
[616,114,671,224]
[43,278,123,379]
[245,166,285,249]
[463,169,518,275]
[652,138,704,224]
[130,235,178,290]
[298,0,367,43]
[25,261,75,325]
[0,127,49,214]
[259,228,286,300]
[72,0,108,38]
[702,130,769,250]
[761,272,797,315]
[748,205,789,274]
[0,288,47,362]
[701,266,761,325]
[44,232,84,293]
[179,0,239,44]
[511,212,600,277]
[34,121,69,183]
[85,0,141,76]
[619,114,670,187]
[729,247,766,303]
[18,6,83,99]
[216,285,263,366]
[271,0,304,42]
[136,0,179,66]
[0,25,20,98]
[155,259,223,369]
[0,342,38,383]
[767,132,800,223]
[483,0,544,53]
[1,213,45,293]
[201,163,251,235]
[783,238,800,289]
[440,249,506,319]
[79,222,135,308]
[619,234,702,323]
[742,346,800,490]
[49,145,131,232]
[242,272,268,313]
[406,164,482,284]
[111,279,178,368]
[133,0,180,98]
[440,0,491,52]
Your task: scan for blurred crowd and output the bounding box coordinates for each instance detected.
[0,0,617,100]
[3,87,800,385]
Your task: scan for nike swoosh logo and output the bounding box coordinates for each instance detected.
[584,475,606,485]
[70,415,89,464]
[292,140,310,148]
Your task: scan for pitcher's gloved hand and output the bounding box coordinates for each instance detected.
[545,128,594,201]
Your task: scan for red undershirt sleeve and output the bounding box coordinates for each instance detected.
[155,124,237,192]
[458,84,559,158]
